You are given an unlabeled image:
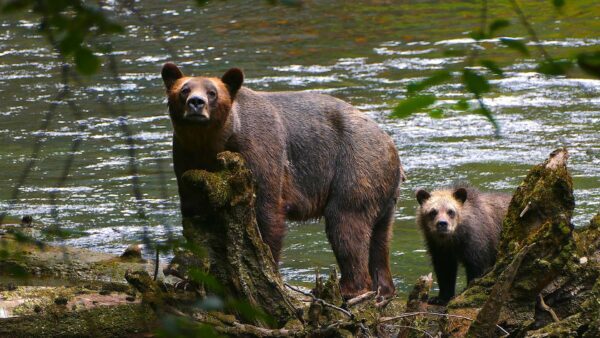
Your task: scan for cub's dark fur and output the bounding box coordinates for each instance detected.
[162,63,403,298]
[415,185,511,304]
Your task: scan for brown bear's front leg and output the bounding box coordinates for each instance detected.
[324,209,372,299]
[255,195,286,263]
[429,247,458,305]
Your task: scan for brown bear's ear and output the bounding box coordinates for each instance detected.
[162,62,184,91]
[416,189,431,205]
[221,68,244,98]
[453,188,468,204]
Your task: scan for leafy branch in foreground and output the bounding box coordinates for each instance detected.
[390,0,600,136]
[1,0,123,74]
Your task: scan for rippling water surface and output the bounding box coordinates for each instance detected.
[1,0,598,295]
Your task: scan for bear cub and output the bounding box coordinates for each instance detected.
[415,185,511,305]
[162,63,402,299]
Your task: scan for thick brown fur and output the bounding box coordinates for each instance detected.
[162,63,402,298]
[415,184,511,304]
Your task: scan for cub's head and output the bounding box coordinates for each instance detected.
[415,188,468,237]
[161,63,243,126]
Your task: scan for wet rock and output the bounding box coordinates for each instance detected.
[119,244,145,262]
[20,216,33,227]
[54,297,68,306]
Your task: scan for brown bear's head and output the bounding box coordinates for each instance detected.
[415,188,467,237]
[161,63,243,127]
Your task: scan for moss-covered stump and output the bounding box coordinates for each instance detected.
[179,151,300,327]
[442,148,600,337]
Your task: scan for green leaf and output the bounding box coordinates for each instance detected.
[390,95,436,118]
[188,268,225,295]
[537,59,572,76]
[406,70,452,95]
[552,0,565,8]
[462,69,490,95]
[577,51,600,78]
[475,106,500,136]
[74,47,101,75]
[1,0,31,12]
[428,109,444,118]
[469,30,487,41]
[480,59,504,76]
[227,300,275,326]
[453,99,470,111]
[489,19,510,35]
[58,30,85,55]
[499,38,530,56]
[195,0,209,6]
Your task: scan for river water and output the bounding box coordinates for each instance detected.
[0,0,598,295]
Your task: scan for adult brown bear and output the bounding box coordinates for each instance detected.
[162,63,402,298]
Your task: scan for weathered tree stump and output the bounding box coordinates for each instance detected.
[179,151,300,327]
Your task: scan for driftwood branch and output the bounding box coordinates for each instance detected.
[284,283,353,319]
[346,291,377,307]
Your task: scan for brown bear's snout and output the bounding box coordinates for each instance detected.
[436,220,449,232]
[187,96,206,112]
[185,95,209,123]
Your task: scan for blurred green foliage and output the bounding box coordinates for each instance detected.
[0,0,122,74]
[390,0,600,135]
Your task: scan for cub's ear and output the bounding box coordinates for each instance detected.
[221,68,244,98]
[453,188,468,204]
[162,63,184,91]
[416,189,431,205]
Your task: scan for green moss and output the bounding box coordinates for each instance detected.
[448,286,489,308]
[181,170,231,207]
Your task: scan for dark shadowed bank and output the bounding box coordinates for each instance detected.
[1,148,599,337]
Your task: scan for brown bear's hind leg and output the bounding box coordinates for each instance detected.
[368,201,396,298]
[324,208,373,299]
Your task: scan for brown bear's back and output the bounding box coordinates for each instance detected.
[230,87,401,221]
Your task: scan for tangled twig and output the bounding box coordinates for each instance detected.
[380,311,509,336]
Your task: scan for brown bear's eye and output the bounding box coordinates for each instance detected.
[447,209,455,218]
[428,210,438,218]
[180,87,190,97]
[207,90,217,99]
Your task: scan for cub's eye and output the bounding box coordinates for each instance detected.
[207,90,217,99]
[428,210,438,218]
[447,209,456,218]
[180,87,190,96]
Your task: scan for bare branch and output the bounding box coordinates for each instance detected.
[379,311,509,336]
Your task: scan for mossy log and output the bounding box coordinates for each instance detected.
[179,151,300,326]
[0,303,157,338]
[0,232,162,337]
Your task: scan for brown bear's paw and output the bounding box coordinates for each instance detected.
[427,296,450,306]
